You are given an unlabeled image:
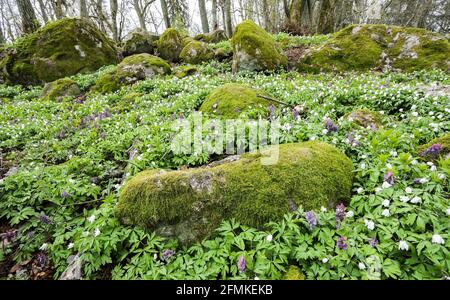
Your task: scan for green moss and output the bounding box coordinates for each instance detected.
[418,133,450,159]
[346,108,382,130]
[40,77,81,101]
[174,65,198,78]
[195,30,228,43]
[283,266,305,280]
[199,83,276,118]
[116,141,354,245]
[91,54,171,93]
[121,29,158,57]
[180,41,214,64]
[297,24,450,73]
[157,28,184,62]
[0,18,118,85]
[231,20,288,72]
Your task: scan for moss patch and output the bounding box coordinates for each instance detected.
[40,77,81,101]
[91,53,171,93]
[180,41,214,64]
[156,28,184,62]
[199,83,277,118]
[0,18,118,85]
[283,266,305,280]
[121,29,159,57]
[231,20,288,72]
[297,24,450,73]
[195,30,228,43]
[116,141,354,245]
[174,65,198,78]
[346,108,382,130]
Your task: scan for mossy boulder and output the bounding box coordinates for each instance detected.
[231,20,288,73]
[174,65,198,78]
[92,53,171,93]
[418,133,450,160]
[180,41,214,64]
[156,28,184,62]
[0,18,118,85]
[121,29,159,57]
[195,29,228,43]
[40,77,81,101]
[283,266,305,280]
[116,141,354,244]
[199,83,277,118]
[297,24,450,73]
[346,109,382,130]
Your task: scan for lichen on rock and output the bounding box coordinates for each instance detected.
[199,83,277,118]
[297,24,450,73]
[40,77,81,101]
[180,41,214,64]
[116,141,354,245]
[0,18,119,86]
[91,53,171,93]
[156,28,184,62]
[121,29,159,57]
[231,20,288,73]
[346,109,382,130]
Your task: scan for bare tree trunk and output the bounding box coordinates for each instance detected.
[160,0,171,28]
[198,0,209,33]
[224,0,232,37]
[110,0,119,41]
[133,0,147,30]
[37,0,49,23]
[55,0,64,19]
[262,0,271,31]
[0,22,5,44]
[16,0,40,34]
[211,0,218,29]
[283,0,290,18]
[80,0,88,18]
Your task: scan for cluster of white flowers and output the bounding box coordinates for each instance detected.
[432,234,444,245]
[346,211,354,218]
[364,219,375,230]
[399,240,409,251]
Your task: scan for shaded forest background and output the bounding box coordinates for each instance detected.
[1,0,450,45]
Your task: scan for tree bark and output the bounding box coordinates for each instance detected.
[160,0,171,28]
[262,0,271,32]
[55,0,64,19]
[211,0,218,29]
[16,0,40,34]
[37,0,49,23]
[133,0,147,30]
[224,0,232,37]
[110,0,119,41]
[198,0,209,33]
[80,0,88,18]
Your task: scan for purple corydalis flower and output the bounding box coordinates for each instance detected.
[422,144,442,159]
[268,105,276,120]
[39,213,52,225]
[346,133,361,147]
[337,236,348,251]
[61,191,69,199]
[324,118,338,133]
[384,171,395,185]
[36,252,46,268]
[237,256,246,273]
[162,249,176,259]
[305,211,317,230]
[368,238,379,247]
[5,230,17,241]
[335,203,346,229]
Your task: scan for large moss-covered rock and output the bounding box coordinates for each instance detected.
[231,20,288,73]
[156,28,184,62]
[195,29,228,43]
[200,83,277,118]
[117,141,354,244]
[180,41,214,64]
[121,29,159,57]
[0,18,118,85]
[40,78,81,101]
[92,53,171,93]
[297,24,450,73]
